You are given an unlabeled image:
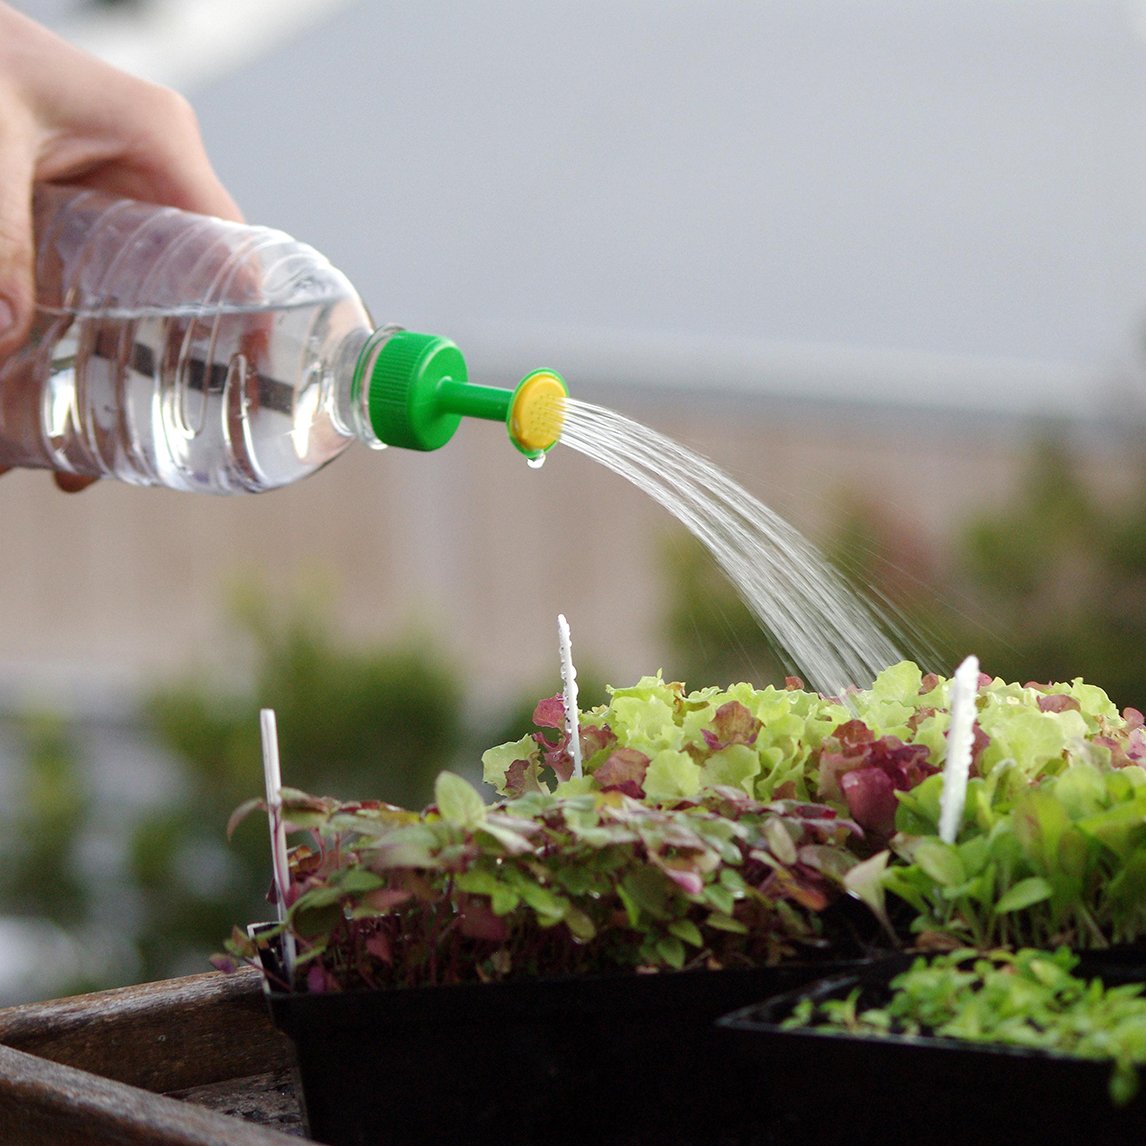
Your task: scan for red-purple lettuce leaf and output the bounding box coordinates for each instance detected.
[594,747,650,798]
[1037,693,1082,715]
[532,695,566,730]
[529,694,576,782]
[818,720,938,837]
[839,768,899,839]
[504,757,547,798]
[701,699,763,751]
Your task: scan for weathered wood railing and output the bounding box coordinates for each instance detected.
[0,968,302,1143]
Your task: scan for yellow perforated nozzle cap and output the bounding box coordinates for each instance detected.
[509,370,568,456]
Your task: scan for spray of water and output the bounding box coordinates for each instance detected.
[558,397,904,697]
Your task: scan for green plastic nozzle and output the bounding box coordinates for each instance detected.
[361,329,567,457]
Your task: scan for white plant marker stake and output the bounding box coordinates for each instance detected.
[938,655,980,844]
[557,614,583,779]
[260,708,296,977]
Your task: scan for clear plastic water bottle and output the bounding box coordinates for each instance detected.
[0,186,567,494]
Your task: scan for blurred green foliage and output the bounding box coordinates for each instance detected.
[940,437,1146,712]
[147,580,464,810]
[0,713,119,1001]
[0,713,88,922]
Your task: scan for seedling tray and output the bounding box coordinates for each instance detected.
[717,951,1146,1146]
[265,959,850,1146]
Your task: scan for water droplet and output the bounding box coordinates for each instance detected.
[526,454,546,470]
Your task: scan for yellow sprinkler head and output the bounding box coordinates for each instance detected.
[508,369,568,457]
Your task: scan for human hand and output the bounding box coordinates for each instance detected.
[0,3,241,490]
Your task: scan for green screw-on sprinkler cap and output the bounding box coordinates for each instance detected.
[366,331,469,451]
[363,329,568,455]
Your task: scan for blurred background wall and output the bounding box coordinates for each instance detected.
[2,0,1146,1000]
[4,0,1146,706]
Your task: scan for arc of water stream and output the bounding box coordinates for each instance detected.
[557,398,903,697]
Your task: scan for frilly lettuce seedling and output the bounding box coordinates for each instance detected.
[482,662,1146,949]
[483,661,1146,846]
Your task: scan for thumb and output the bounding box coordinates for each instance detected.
[0,144,35,360]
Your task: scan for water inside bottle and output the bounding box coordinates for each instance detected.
[2,187,378,493]
[34,292,367,494]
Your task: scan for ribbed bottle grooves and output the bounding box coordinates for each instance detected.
[5,186,373,491]
[89,203,178,313]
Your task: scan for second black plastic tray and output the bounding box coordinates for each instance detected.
[717,951,1146,1146]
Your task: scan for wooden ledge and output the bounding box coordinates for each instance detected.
[0,967,293,1094]
[0,1042,301,1145]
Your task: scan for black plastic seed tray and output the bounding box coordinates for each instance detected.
[717,951,1146,1146]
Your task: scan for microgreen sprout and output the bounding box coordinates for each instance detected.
[784,947,1146,1106]
[220,774,862,991]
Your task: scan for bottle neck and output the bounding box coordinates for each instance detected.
[331,325,399,448]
